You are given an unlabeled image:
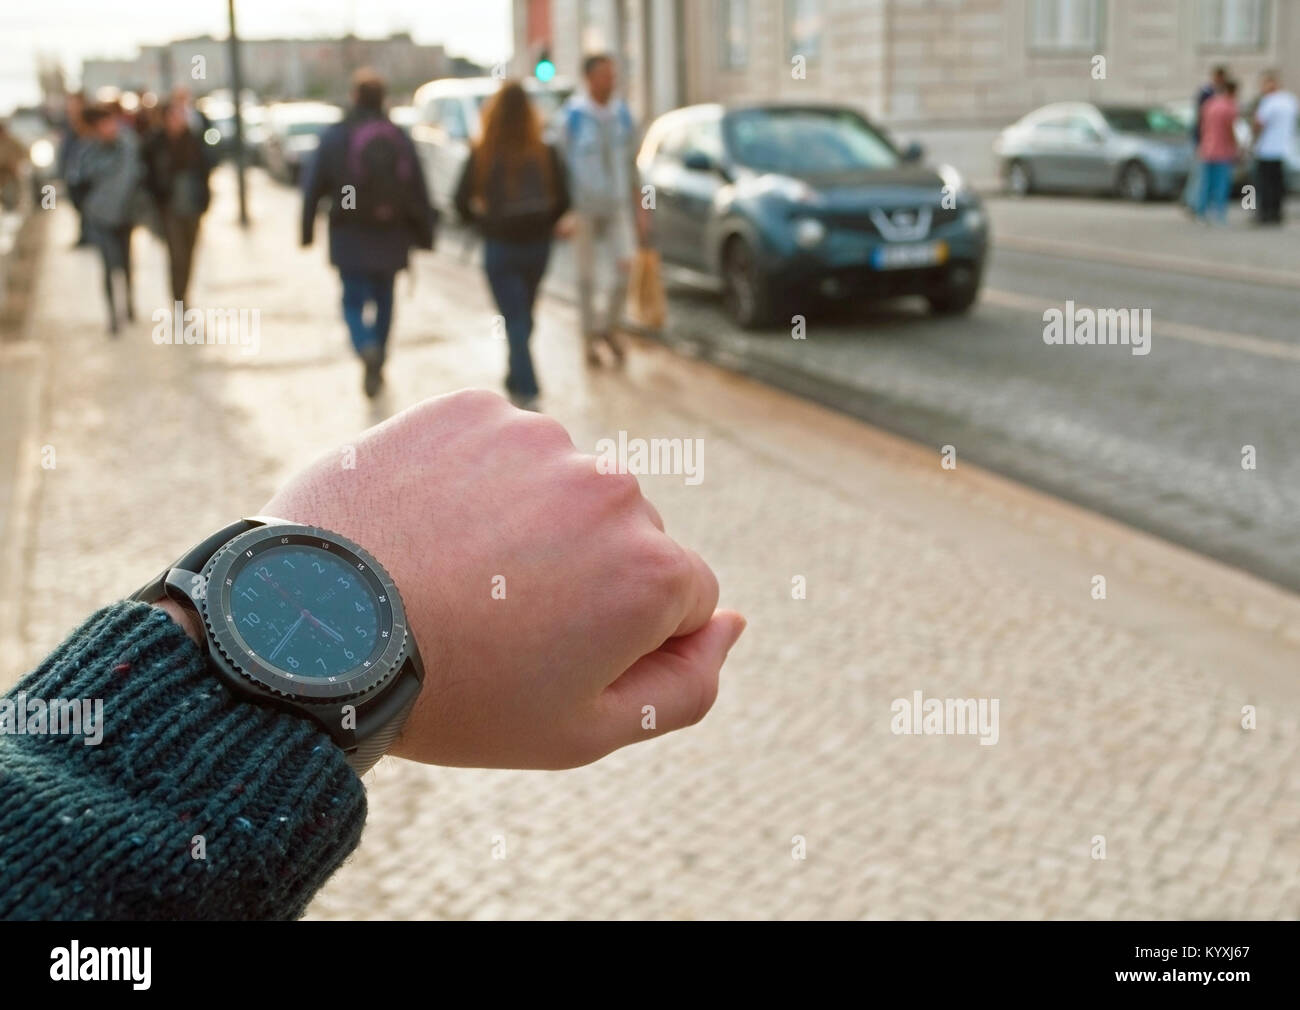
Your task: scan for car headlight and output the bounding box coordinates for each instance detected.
[793,217,827,248]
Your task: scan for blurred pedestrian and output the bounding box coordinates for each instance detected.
[302,68,436,398]
[58,92,91,248]
[68,103,144,335]
[1195,80,1239,226]
[1182,66,1228,214]
[454,81,571,410]
[143,95,215,306]
[0,123,26,210]
[560,54,650,367]
[1252,70,1297,225]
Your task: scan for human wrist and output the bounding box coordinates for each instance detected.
[155,596,203,645]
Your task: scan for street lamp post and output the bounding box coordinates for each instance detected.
[227,0,249,226]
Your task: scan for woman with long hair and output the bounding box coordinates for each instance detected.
[454,80,571,409]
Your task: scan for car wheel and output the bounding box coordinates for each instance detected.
[1118,162,1151,202]
[1006,160,1033,197]
[722,236,776,329]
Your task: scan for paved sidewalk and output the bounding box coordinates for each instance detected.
[2,168,1298,919]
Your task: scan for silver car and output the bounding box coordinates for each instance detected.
[263,102,343,185]
[995,102,1192,201]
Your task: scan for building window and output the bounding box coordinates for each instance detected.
[1200,0,1267,48]
[1029,0,1103,51]
[786,0,823,62]
[721,0,749,70]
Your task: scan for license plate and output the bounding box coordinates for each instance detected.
[871,241,948,270]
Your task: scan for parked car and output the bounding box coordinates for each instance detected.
[410,76,572,215]
[995,102,1192,201]
[637,102,989,328]
[262,102,343,184]
[389,104,419,137]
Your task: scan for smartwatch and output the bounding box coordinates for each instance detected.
[131,517,423,775]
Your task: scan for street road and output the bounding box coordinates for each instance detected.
[638,196,1300,594]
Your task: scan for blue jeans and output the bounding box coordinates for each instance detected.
[1196,161,1234,223]
[484,238,552,398]
[339,269,396,357]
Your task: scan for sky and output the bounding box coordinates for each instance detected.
[0,0,513,115]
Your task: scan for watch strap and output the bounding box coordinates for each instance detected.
[130,516,271,603]
[345,663,422,775]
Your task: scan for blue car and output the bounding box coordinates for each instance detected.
[638,102,989,328]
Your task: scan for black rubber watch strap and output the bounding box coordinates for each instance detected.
[130,517,267,603]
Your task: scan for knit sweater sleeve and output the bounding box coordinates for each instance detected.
[0,601,367,920]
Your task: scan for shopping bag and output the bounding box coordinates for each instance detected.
[626,247,666,331]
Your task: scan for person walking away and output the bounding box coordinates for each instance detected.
[58,92,92,248]
[0,123,27,210]
[454,81,571,410]
[302,68,436,398]
[143,96,215,306]
[1252,70,1297,225]
[1196,80,1239,226]
[69,103,144,335]
[1183,66,1228,214]
[560,54,650,366]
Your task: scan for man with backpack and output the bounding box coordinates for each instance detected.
[302,68,436,398]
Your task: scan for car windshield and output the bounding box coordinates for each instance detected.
[724,108,899,175]
[1100,107,1185,135]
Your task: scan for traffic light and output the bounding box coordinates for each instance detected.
[534,49,556,83]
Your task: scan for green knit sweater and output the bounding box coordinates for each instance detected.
[0,602,367,919]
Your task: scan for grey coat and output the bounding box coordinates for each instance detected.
[70,129,145,228]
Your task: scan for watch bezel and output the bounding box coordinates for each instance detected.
[201,524,409,700]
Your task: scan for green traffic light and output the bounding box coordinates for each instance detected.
[535,59,556,83]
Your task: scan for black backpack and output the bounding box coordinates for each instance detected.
[344,118,417,228]
[483,154,557,232]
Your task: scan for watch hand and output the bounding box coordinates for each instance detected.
[269,614,305,660]
[257,570,299,608]
[303,611,345,643]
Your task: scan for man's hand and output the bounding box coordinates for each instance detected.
[262,390,744,770]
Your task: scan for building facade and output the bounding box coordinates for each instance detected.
[81,34,453,104]
[525,0,1300,126]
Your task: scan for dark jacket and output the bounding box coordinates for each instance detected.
[454,145,571,243]
[0,603,365,919]
[301,108,436,274]
[143,125,216,217]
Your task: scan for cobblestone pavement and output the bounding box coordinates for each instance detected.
[1,169,1298,919]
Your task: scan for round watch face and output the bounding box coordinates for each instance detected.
[203,526,408,699]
